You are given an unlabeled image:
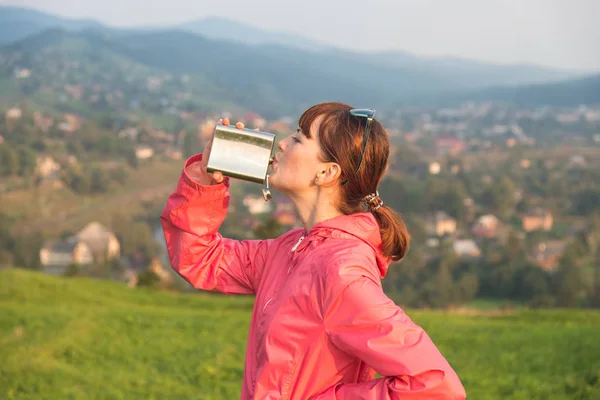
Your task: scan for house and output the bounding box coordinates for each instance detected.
[472,214,502,239]
[75,222,120,261]
[14,68,31,79]
[434,135,465,157]
[135,145,154,160]
[40,239,93,275]
[425,211,456,237]
[266,120,294,135]
[274,198,297,226]
[522,208,553,232]
[36,155,61,180]
[428,162,441,175]
[5,108,22,120]
[567,155,586,169]
[243,194,273,215]
[58,114,81,134]
[453,239,481,258]
[33,112,54,133]
[530,240,567,271]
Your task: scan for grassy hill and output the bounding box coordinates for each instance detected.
[1,268,599,400]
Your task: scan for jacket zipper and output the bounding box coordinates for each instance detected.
[291,235,305,252]
[262,297,274,312]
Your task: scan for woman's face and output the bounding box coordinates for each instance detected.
[269,117,325,196]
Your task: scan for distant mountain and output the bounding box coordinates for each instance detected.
[1,28,598,120]
[329,49,582,88]
[177,16,327,52]
[0,5,588,92]
[0,6,104,45]
[457,73,600,107]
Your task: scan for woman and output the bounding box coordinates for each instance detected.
[161,102,466,399]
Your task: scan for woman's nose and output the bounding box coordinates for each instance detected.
[277,139,286,151]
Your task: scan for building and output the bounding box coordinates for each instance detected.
[5,108,22,120]
[243,194,273,215]
[40,239,93,275]
[75,222,121,261]
[472,214,502,239]
[36,155,61,180]
[530,240,567,271]
[434,135,465,157]
[453,239,481,258]
[425,211,456,237]
[135,145,154,160]
[522,208,553,232]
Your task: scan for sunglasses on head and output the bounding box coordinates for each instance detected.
[341,108,376,184]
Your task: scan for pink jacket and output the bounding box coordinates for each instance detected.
[161,154,466,400]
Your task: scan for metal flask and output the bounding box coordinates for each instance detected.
[206,123,276,201]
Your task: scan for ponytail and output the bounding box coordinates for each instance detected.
[372,206,410,261]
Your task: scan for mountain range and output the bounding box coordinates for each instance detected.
[0,5,599,117]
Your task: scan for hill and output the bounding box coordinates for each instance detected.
[0,6,104,45]
[1,268,599,399]
[459,73,600,107]
[0,6,587,105]
[2,27,598,121]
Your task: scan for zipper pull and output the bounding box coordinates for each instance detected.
[291,236,305,252]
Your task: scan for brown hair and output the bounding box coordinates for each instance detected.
[299,102,410,261]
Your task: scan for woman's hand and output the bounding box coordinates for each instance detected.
[186,117,246,185]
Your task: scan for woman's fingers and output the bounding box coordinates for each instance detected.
[236,122,245,130]
[212,171,223,183]
[223,117,230,126]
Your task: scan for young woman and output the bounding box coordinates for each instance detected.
[161,102,466,399]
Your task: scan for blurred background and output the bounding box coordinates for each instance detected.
[0,0,599,399]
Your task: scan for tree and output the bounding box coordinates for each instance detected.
[479,177,516,217]
[553,245,586,307]
[0,144,19,176]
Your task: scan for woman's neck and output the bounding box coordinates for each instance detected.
[289,189,343,233]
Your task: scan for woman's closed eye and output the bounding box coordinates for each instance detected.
[292,136,301,143]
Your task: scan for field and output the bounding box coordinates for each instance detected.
[1,268,599,400]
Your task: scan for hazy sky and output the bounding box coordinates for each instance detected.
[2,0,599,71]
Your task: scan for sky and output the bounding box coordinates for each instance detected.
[2,0,599,71]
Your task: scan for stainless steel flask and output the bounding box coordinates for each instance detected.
[206,123,276,200]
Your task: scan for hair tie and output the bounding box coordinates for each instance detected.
[362,190,383,211]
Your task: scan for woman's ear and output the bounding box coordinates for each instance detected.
[318,163,342,186]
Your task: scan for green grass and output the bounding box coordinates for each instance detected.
[1,269,599,400]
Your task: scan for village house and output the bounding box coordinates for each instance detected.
[274,198,297,227]
[39,239,93,276]
[428,162,441,175]
[434,135,465,157]
[135,145,154,160]
[58,114,81,134]
[244,111,266,130]
[530,240,567,271]
[266,120,294,135]
[33,112,54,133]
[5,107,22,120]
[75,222,120,261]
[35,155,61,180]
[472,214,502,239]
[14,68,31,79]
[243,194,273,215]
[522,208,553,232]
[425,211,457,237]
[453,239,481,258]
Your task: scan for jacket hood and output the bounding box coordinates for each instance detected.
[308,212,391,278]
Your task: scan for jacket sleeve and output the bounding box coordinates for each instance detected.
[319,275,466,400]
[160,154,271,295]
